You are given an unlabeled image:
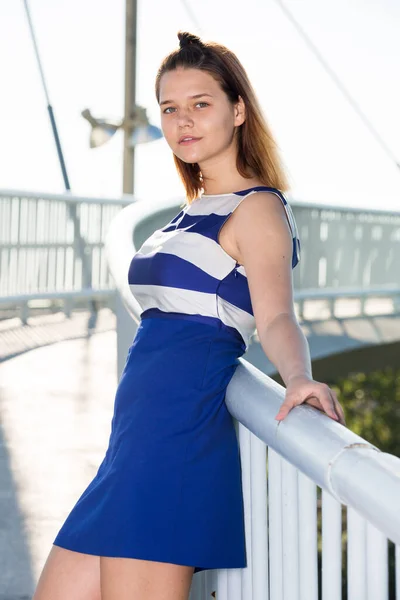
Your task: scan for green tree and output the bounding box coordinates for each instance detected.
[329,366,400,456]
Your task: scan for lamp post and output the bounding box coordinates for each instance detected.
[81,0,163,195]
[123,0,137,195]
[81,107,162,154]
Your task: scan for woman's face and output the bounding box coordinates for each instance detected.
[158,67,245,166]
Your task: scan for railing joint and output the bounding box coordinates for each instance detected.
[326,442,381,502]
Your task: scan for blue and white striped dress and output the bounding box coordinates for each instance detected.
[129,185,300,350]
[53,185,301,573]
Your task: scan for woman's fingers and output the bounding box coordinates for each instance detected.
[276,384,346,425]
[275,399,294,421]
[313,384,338,420]
[305,389,346,425]
[304,396,325,412]
[328,388,346,425]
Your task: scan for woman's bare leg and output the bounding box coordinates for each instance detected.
[100,556,194,600]
[33,545,101,600]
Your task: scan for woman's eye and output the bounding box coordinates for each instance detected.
[162,102,209,114]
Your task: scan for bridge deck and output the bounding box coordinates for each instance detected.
[0,312,117,596]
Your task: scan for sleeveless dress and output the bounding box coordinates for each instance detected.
[53,185,301,573]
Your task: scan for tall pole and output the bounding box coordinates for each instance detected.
[117,0,139,378]
[123,0,137,194]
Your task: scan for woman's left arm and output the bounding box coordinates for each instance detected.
[233,192,346,426]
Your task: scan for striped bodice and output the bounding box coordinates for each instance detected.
[128,186,301,350]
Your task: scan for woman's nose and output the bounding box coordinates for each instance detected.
[177,109,194,127]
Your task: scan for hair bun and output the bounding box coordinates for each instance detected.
[177,31,204,50]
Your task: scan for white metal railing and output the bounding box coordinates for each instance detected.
[293,200,400,320]
[291,200,400,289]
[0,188,132,322]
[105,196,400,600]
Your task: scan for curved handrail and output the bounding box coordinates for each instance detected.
[0,187,134,205]
[105,197,400,545]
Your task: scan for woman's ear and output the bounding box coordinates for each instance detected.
[234,95,246,127]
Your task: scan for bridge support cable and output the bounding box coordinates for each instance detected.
[274,0,400,171]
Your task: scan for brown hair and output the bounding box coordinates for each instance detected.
[155,31,290,204]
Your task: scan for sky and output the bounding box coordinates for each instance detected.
[1,0,400,210]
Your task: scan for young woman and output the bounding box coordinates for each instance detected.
[33,31,345,600]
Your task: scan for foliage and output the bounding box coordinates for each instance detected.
[329,366,400,457]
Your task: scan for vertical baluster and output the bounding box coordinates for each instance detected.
[227,568,242,600]
[193,571,207,600]
[188,573,198,600]
[217,569,228,599]
[25,202,32,294]
[281,458,299,600]
[2,200,10,293]
[15,197,22,294]
[200,571,207,600]
[58,202,65,290]
[268,448,283,600]
[54,200,59,290]
[239,422,253,598]
[251,433,269,599]
[205,569,217,600]
[95,203,101,288]
[322,490,342,600]
[14,197,21,294]
[298,472,318,600]
[36,200,43,290]
[32,199,37,293]
[347,506,367,600]
[99,204,105,287]
[366,522,388,600]
[45,199,51,290]
[62,202,68,290]
[203,570,210,599]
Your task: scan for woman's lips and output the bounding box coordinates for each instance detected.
[179,137,201,145]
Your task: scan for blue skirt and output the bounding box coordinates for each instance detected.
[53,311,247,573]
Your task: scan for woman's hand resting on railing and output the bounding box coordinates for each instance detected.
[275,375,346,426]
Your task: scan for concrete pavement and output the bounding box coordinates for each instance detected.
[0,313,119,598]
